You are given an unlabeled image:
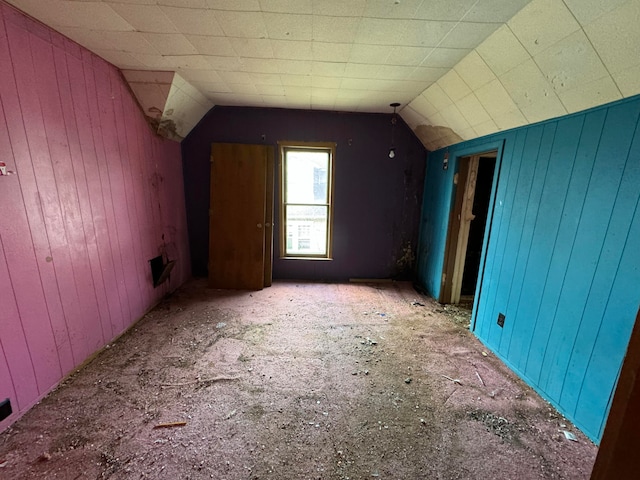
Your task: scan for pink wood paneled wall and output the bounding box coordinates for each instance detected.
[0,2,191,431]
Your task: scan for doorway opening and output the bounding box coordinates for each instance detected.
[440,151,497,305]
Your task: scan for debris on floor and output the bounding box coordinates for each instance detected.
[152,421,187,429]
[0,279,597,479]
[441,375,463,385]
[561,430,578,442]
[36,453,51,463]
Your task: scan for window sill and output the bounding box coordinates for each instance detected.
[280,256,333,261]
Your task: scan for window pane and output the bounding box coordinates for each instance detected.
[285,205,328,255]
[285,150,329,204]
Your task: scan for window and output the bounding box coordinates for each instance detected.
[279,142,335,259]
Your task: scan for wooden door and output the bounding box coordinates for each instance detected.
[209,143,273,290]
[263,147,275,287]
[450,155,479,303]
[441,156,472,303]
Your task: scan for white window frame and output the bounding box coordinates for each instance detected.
[278,141,336,260]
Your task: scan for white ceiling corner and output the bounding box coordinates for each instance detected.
[122,69,213,140]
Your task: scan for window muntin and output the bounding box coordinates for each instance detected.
[279,142,335,259]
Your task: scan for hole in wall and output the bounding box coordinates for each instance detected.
[150,255,176,288]
[0,398,12,421]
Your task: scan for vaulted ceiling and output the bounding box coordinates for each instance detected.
[6,0,640,148]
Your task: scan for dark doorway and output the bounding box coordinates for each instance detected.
[461,156,496,296]
[441,151,497,304]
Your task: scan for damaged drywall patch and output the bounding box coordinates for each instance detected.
[414,124,463,151]
[148,106,163,118]
[143,106,183,141]
[121,70,212,142]
[148,117,183,142]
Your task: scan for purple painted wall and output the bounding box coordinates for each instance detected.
[0,2,190,432]
[182,106,427,281]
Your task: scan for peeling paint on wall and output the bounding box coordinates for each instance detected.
[148,117,183,142]
[394,242,415,278]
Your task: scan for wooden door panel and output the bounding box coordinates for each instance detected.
[209,143,268,290]
[264,147,274,287]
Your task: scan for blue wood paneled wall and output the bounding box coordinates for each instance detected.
[416,96,640,442]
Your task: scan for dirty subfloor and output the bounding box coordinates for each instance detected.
[0,279,597,479]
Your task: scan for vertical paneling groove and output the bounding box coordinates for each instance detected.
[111,71,146,318]
[31,32,95,369]
[95,59,135,331]
[417,95,640,442]
[51,40,105,357]
[483,129,534,345]
[129,98,157,270]
[87,58,130,335]
[574,194,640,436]
[569,114,640,435]
[538,104,639,402]
[143,119,164,263]
[81,54,126,338]
[0,89,44,414]
[498,125,556,353]
[2,14,65,392]
[0,3,190,430]
[475,131,523,340]
[523,110,607,385]
[507,118,584,371]
[105,60,139,322]
[472,140,512,332]
[0,231,35,412]
[68,52,113,344]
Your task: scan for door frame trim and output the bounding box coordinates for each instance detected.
[438,139,504,331]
